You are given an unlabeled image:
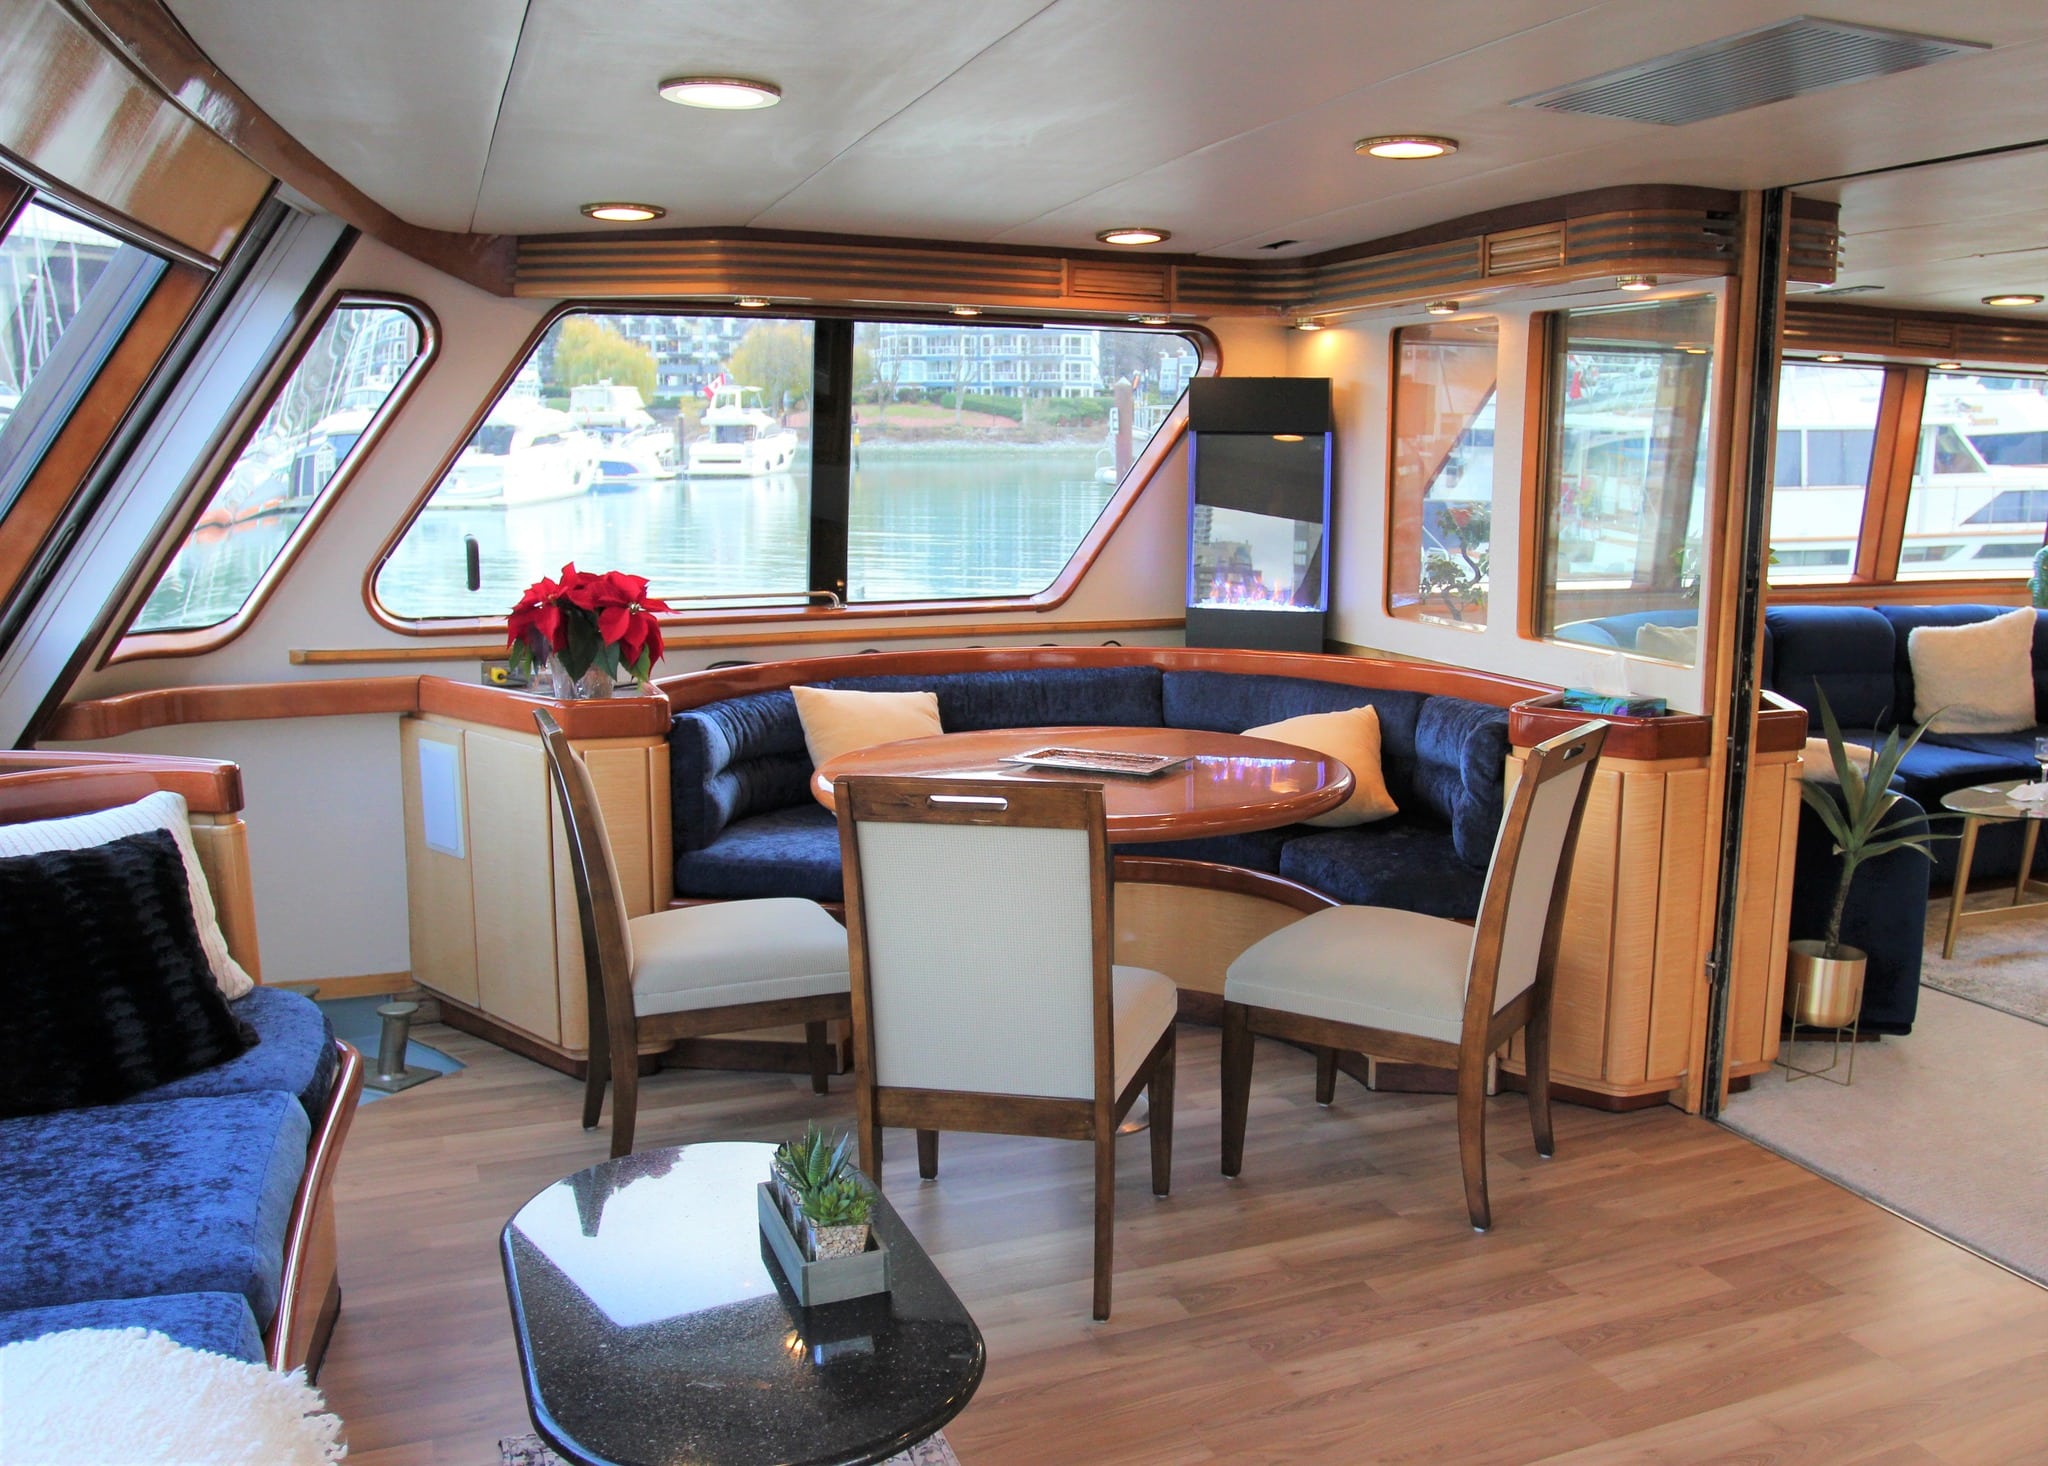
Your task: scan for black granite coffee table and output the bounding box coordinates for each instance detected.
[501,1141,984,1466]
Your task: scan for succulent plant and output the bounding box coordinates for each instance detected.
[773,1123,853,1202]
[800,1174,873,1228]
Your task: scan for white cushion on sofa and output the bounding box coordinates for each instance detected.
[792,686,943,777]
[1908,608,2037,734]
[0,790,253,999]
[1244,705,1398,827]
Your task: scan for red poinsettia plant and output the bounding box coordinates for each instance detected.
[507,564,672,684]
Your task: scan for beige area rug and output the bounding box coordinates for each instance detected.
[1919,893,2048,1026]
[1721,988,2048,1286]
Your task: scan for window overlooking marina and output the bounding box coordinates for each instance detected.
[1538,296,1716,662]
[1388,319,1497,627]
[1898,369,2048,580]
[1766,362,1885,584]
[375,311,1199,619]
[132,302,426,633]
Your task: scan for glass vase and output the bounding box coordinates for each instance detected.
[547,655,614,701]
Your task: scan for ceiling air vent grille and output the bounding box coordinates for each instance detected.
[1512,18,1987,127]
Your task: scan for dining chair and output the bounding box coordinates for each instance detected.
[835,774,1178,1320]
[1219,720,1607,1231]
[536,710,852,1157]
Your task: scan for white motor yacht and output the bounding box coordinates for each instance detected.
[687,385,799,477]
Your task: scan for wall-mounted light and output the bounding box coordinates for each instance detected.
[1294,317,1324,331]
[1981,293,2043,307]
[1616,274,1656,291]
[580,202,666,222]
[1816,353,1845,363]
[949,306,981,317]
[1272,434,1305,442]
[1132,314,1173,326]
[660,76,781,109]
[1097,226,1170,246]
[1425,300,1459,315]
[1355,135,1459,160]
[1933,360,1964,370]
[1679,345,1708,355]
[735,296,770,308]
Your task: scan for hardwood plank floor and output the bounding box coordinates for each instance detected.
[316,1024,2048,1465]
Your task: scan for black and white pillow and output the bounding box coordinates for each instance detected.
[0,829,256,1118]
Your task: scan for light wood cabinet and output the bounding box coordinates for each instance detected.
[400,708,670,1065]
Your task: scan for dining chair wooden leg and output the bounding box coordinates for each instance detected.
[916,1129,939,1180]
[1148,1030,1176,1198]
[1526,1005,1555,1160]
[1314,1046,1337,1107]
[855,1086,882,1181]
[805,1021,832,1096]
[1220,1001,1253,1178]
[609,1048,639,1160]
[1091,1126,1116,1322]
[1455,1050,1490,1233]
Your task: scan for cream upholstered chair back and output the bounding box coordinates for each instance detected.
[1465,721,1607,1025]
[535,711,636,983]
[837,776,1112,1103]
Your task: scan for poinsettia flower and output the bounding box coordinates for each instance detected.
[600,570,650,606]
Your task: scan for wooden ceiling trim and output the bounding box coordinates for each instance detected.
[64,0,514,293]
[1,0,267,260]
[1784,301,2048,367]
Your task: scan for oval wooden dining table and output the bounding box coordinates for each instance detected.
[811,724,1354,839]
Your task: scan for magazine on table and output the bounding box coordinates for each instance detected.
[1000,746,1191,778]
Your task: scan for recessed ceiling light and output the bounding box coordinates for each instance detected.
[1982,293,2043,307]
[1295,317,1324,332]
[949,305,981,317]
[1132,314,1173,326]
[1425,300,1459,316]
[659,76,781,110]
[1355,135,1459,160]
[1272,434,1306,442]
[735,296,770,308]
[1616,274,1656,291]
[1096,226,1169,246]
[1816,353,1845,363]
[580,202,666,222]
[1934,360,1963,370]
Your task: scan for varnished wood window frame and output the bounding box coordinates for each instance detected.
[107,291,439,663]
[362,302,1218,638]
[1383,316,1502,633]
[1767,356,2047,605]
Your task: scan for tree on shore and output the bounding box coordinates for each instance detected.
[728,323,812,420]
[553,317,655,398]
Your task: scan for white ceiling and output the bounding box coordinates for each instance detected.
[165,0,2048,306]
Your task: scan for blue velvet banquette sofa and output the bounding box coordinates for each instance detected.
[1561,602,2047,1034]
[659,647,1546,923]
[0,755,362,1375]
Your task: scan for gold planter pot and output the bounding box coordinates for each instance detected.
[1787,940,1866,1029]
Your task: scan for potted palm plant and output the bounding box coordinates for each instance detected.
[1794,689,1951,1027]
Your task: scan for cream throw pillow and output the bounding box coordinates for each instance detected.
[792,686,944,776]
[0,789,253,999]
[1799,737,1877,785]
[1245,705,1399,828]
[1633,622,1699,664]
[1908,607,2037,733]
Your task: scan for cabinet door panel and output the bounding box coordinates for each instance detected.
[401,720,478,1006]
[465,728,560,1043]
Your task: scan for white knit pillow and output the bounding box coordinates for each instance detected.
[1244,706,1399,827]
[0,789,254,999]
[1633,622,1699,664]
[1908,608,2037,734]
[0,1327,344,1464]
[792,686,943,773]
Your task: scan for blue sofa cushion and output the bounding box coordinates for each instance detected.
[670,691,813,853]
[1878,604,2048,726]
[1159,672,1428,803]
[1888,738,2037,809]
[139,985,336,1121]
[675,803,844,903]
[1765,606,1898,731]
[0,1291,265,1363]
[0,1090,309,1327]
[826,666,1164,732]
[1279,819,1489,920]
[0,829,256,1119]
[1413,698,1511,867]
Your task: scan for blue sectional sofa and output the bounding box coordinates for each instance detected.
[664,649,1534,922]
[0,760,361,1375]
